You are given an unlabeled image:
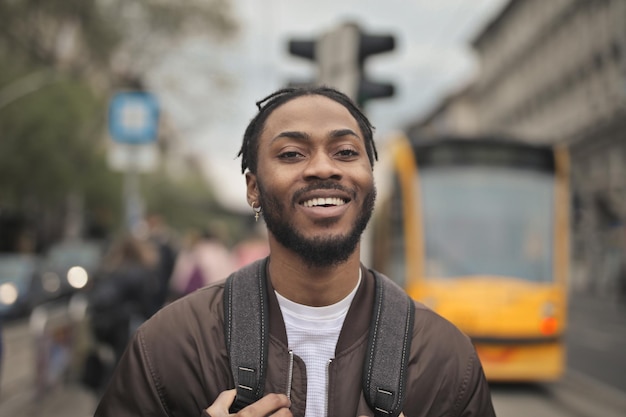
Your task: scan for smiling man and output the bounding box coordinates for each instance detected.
[94,86,495,417]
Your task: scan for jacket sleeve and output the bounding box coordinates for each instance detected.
[451,351,496,417]
[94,328,171,417]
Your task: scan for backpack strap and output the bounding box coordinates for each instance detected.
[363,271,415,417]
[223,260,415,417]
[223,258,269,413]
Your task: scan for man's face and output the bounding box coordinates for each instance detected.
[247,95,376,268]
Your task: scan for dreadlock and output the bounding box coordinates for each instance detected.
[237,85,378,174]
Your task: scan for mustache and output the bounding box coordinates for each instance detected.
[292,181,356,204]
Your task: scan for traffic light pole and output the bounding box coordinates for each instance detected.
[316,23,361,100]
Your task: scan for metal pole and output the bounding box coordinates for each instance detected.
[123,146,144,234]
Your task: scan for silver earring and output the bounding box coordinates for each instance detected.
[252,201,262,222]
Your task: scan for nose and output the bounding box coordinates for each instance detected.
[302,151,342,180]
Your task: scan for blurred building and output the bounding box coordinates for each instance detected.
[408,0,626,295]
[407,83,481,137]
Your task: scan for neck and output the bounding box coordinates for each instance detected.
[267,242,362,307]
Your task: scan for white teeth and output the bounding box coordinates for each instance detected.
[303,197,346,207]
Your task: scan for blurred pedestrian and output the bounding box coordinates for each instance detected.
[82,233,160,391]
[168,227,235,301]
[232,226,269,269]
[144,213,179,309]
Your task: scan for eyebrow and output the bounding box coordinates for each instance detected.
[271,128,361,143]
[329,128,361,140]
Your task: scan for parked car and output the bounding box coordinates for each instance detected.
[38,239,105,301]
[0,253,46,319]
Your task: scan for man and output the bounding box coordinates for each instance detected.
[94,86,496,417]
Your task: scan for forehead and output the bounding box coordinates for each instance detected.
[262,95,362,138]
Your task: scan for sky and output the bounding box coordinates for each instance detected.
[147,0,509,212]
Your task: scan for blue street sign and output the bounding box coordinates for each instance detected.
[108,91,159,144]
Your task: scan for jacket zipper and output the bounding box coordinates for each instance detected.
[286,350,294,401]
[325,358,333,417]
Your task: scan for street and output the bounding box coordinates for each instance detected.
[1,291,625,417]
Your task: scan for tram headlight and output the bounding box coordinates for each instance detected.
[542,302,555,317]
[0,282,19,306]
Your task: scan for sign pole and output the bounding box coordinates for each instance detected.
[107,91,160,234]
[123,147,143,233]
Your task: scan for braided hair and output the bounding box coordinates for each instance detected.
[237,85,378,174]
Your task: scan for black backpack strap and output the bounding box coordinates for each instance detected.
[363,271,415,417]
[223,258,269,413]
[223,261,414,417]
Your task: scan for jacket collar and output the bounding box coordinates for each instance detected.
[264,258,374,354]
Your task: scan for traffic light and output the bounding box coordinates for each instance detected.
[288,39,315,61]
[286,39,317,89]
[356,30,395,106]
[287,22,395,108]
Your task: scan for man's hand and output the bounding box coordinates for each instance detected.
[205,389,292,417]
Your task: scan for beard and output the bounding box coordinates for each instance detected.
[258,180,376,268]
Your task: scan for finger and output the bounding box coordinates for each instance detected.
[240,393,291,416]
[205,389,236,417]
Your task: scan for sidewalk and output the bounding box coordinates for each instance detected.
[0,383,98,417]
[568,290,626,338]
[567,289,626,393]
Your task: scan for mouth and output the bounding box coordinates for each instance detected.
[302,197,348,208]
[294,183,354,216]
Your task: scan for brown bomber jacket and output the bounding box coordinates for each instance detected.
[94,258,496,417]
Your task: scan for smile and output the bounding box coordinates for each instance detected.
[302,197,347,208]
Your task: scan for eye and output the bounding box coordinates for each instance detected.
[278,150,304,160]
[336,148,359,158]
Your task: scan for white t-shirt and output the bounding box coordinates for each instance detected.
[275,271,361,417]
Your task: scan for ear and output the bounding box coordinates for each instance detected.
[245,172,259,206]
